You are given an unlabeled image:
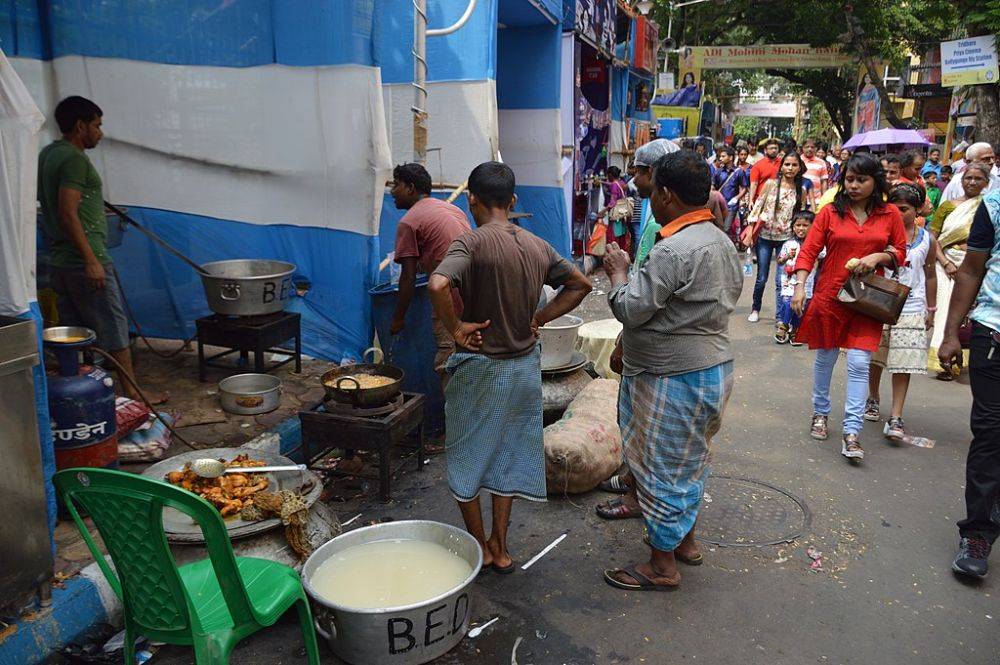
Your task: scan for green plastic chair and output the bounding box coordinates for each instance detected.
[53,468,321,664]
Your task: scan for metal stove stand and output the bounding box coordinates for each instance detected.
[298,392,425,502]
[196,311,301,381]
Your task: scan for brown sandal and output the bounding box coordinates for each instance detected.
[595,497,642,520]
[603,564,680,591]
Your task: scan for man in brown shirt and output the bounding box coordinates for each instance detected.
[429,161,591,573]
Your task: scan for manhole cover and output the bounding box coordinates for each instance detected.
[695,475,811,547]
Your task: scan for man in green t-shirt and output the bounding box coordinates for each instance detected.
[38,96,166,403]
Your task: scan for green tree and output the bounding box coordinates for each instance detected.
[648,0,964,138]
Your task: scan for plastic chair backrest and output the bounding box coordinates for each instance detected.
[53,468,258,637]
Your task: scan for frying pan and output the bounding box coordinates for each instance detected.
[321,347,404,408]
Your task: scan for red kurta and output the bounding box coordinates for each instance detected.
[793,203,907,352]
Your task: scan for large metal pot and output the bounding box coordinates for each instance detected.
[199,259,296,316]
[539,314,583,370]
[218,373,282,415]
[302,520,482,665]
[321,347,403,407]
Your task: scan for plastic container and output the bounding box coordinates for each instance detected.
[369,278,444,432]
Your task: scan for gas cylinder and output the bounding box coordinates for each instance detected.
[43,326,118,469]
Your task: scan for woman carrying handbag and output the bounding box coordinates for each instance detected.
[790,153,907,463]
[742,152,811,325]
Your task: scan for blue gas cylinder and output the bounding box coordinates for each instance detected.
[43,327,119,469]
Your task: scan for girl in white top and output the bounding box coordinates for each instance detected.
[866,183,940,439]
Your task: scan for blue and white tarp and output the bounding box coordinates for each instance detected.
[5,2,393,361]
[3,0,572,360]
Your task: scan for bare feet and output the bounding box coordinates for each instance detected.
[675,530,702,563]
[486,535,513,570]
[479,540,494,568]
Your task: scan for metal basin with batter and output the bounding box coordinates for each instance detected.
[302,520,482,665]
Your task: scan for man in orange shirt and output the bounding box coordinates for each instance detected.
[749,138,781,203]
[802,138,830,194]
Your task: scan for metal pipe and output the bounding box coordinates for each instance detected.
[412,0,478,163]
[427,0,478,36]
[412,0,428,163]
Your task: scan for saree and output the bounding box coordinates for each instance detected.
[928,195,983,373]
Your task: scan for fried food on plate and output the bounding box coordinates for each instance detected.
[165,454,269,517]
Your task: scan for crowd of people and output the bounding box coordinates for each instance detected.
[40,90,997,596]
[585,135,1000,585]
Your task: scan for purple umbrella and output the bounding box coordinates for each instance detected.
[843,128,931,151]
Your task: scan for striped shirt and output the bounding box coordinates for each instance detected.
[609,220,743,376]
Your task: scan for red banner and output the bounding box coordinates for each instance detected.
[632,16,657,73]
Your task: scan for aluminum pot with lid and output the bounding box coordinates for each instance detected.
[199,259,296,317]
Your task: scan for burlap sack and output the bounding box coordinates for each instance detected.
[544,378,622,494]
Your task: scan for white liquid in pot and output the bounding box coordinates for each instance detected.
[310,539,473,610]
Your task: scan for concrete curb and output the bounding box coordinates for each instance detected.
[0,416,305,664]
[0,571,114,665]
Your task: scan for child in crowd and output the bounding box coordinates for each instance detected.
[864,183,940,438]
[924,170,941,210]
[775,210,819,345]
[939,165,952,189]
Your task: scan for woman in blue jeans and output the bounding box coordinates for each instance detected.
[742,152,810,324]
[791,154,907,462]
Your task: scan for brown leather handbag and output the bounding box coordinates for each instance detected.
[837,271,911,325]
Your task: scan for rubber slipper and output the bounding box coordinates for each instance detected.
[598,475,630,494]
[595,497,642,520]
[641,534,704,565]
[603,564,679,591]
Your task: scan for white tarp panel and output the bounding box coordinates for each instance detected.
[12,56,392,235]
[498,108,562,187]
[608,119,627,172]
[0,50,45,316]
[383,80,498,183]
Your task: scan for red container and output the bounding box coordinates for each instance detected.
[55,434,119,470]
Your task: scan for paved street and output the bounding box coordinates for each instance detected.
[153,274,997,665]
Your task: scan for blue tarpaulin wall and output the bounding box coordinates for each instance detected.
[7,0,571,362]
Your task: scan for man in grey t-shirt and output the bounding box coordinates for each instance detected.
[601,150,741,592]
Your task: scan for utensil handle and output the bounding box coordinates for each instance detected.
[224,464,306,474]
[104,200,209,276]
[362,346,383,364]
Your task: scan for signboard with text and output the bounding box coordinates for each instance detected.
[684,45,851,71]
[941,36,999,87]
[735,102,797,118]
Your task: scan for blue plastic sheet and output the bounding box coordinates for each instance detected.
[498,0,559,26]
[107,207,376,362]
[3,0,374,68]
[20,302,56,551]
[373,0,498,83]
[611,66,629,121]
[378,186,569,264]
[498,23,562,109]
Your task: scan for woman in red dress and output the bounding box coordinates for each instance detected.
[792,153,907,462]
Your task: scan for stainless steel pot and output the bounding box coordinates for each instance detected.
[302,520,482,665]
[539,314,583,370]
[218,373,282,415]
[199,259,296,316]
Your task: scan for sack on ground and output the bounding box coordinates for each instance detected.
[544,378,622,494]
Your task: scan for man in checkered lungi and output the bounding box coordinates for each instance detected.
[429,162,592,573]
[601,150,742,591]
